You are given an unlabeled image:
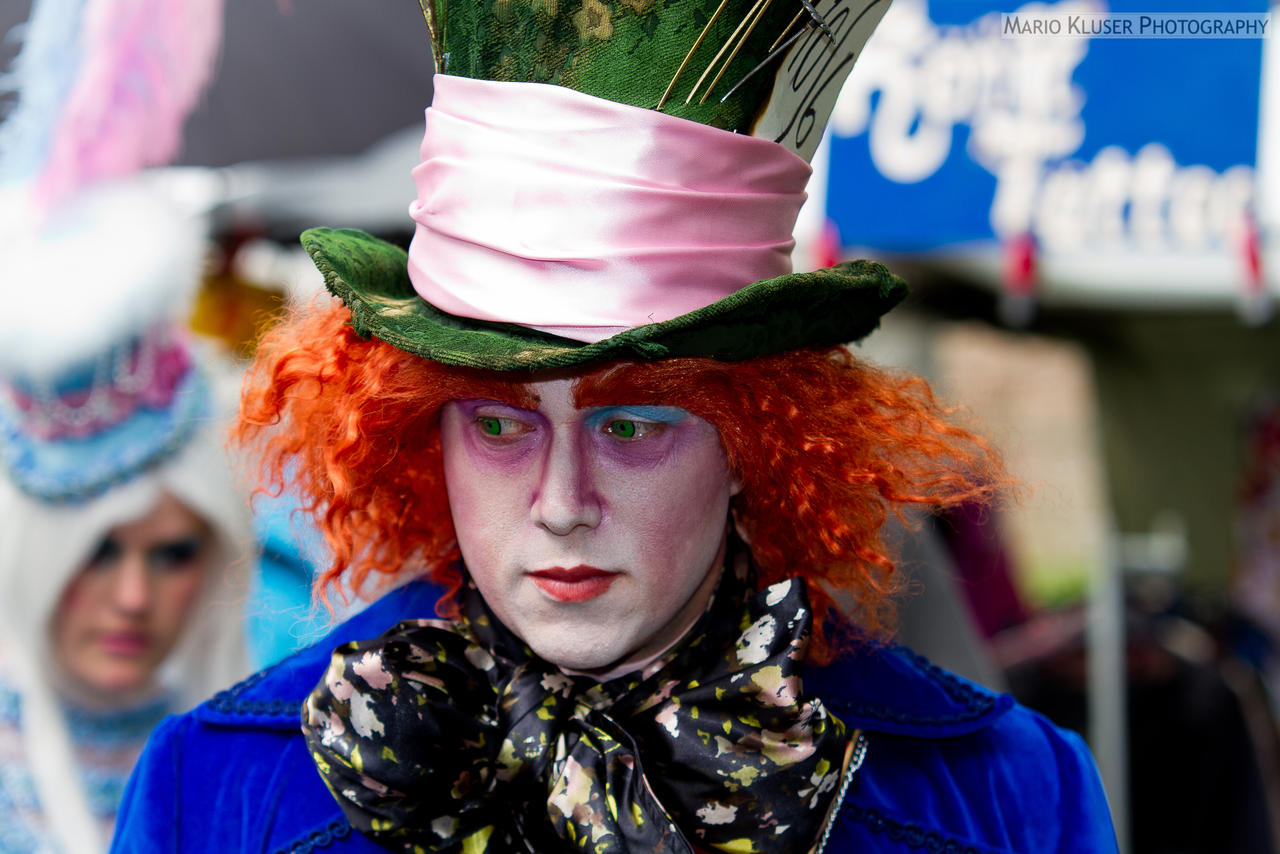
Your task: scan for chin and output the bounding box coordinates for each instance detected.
[75,664,152,700]
[527,633,627,673]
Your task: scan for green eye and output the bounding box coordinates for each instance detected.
[607,419,637,439]
[477,416,503,436]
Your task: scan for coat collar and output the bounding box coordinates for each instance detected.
[199,579,1012,737]
[806,641,1013,738]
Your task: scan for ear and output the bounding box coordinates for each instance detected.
[729,505,751,545]
[726,460,744,498]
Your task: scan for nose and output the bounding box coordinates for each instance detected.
[110,551,152,615]
[530,430,602,536]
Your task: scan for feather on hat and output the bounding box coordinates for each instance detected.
[0,0,222,501]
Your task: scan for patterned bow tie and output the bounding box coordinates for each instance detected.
[302,569,862,853]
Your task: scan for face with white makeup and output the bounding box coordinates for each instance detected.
[439,377,741,675]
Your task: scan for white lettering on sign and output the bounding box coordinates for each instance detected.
[829,0,1256,252]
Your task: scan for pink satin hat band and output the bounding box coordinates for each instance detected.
[406,75,813,344]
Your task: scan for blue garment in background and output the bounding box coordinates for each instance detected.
[245,489,333,669]
[0,676,169,852]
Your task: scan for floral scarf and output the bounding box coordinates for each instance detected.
[302,567,861,853]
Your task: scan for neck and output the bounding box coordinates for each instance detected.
[558,622,696,682]
[48,656,163,713]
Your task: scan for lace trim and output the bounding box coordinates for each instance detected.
[812,729,869,854]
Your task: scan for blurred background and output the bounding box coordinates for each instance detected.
[2,0,1277,852]
[812,2,1280,852]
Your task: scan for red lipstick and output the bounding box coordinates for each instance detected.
[529,566,619,603]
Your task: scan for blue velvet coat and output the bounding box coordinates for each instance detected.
[110,581,1118,853]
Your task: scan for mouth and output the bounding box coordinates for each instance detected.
[528,565,620,603]
[95,631,151,657]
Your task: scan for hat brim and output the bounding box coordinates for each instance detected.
[302,227,908,371]
[0,369,211,503]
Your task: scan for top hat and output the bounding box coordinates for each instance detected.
[304,0,903,370]
[0,179,213,502]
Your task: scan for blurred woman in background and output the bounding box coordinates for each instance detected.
[0,179,252,853]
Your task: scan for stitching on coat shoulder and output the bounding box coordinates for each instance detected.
[271,817,352,854]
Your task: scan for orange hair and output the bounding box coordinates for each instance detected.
[237,301,1004,662]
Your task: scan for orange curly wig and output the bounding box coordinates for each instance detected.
[237,301,1004,662]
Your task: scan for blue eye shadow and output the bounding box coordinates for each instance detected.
[589,405,688,426]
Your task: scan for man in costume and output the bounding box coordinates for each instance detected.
[112,0,1119,850]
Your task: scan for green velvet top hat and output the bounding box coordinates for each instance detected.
[303,0,902,370]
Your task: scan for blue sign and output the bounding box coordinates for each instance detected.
[825,0,1265,256]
